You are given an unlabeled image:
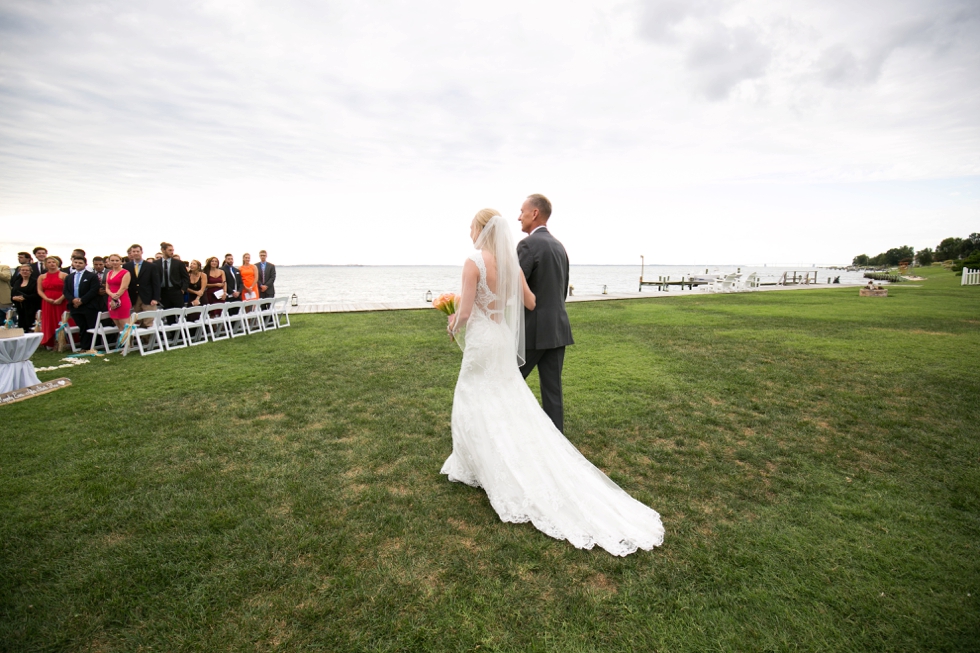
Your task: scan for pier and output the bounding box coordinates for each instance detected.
[637,255,713,291]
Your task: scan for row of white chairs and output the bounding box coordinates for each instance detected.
[71,297,291,356]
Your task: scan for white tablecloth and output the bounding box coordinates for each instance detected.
[0,333,43,393]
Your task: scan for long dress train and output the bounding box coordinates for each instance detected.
[441,251,664,556]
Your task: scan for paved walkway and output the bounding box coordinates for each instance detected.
[289,283,845,314]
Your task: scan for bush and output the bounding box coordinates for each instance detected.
[953,251,980,274]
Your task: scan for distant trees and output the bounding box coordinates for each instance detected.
[936,237,963,261]
[852,246,913,267]
[853,232,977,267]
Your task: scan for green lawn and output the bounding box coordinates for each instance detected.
[2,269,978,652]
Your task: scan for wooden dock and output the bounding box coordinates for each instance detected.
[638,277,711,291]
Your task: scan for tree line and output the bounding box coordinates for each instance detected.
[853,233,980,268]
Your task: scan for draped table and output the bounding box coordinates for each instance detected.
[0,333,44,393]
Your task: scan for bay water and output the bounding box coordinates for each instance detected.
[275,265,867,306]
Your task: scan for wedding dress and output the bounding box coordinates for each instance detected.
[441,227,664,556]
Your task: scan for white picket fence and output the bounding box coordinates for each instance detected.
[963,268,980,286]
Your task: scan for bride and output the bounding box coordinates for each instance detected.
[441,209,665,556]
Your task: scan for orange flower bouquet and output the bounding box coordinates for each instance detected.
[433,293,461,343]
[432,292,460,316]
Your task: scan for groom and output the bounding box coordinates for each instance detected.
[517,194,574,433]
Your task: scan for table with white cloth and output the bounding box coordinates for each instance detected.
[0,333,44,393]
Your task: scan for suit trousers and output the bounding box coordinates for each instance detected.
[159,287,185,324]
[520,346,566,433]
[70,310,96,350]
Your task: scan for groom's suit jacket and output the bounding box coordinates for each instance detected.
[517,227,574,351]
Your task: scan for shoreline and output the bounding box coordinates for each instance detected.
[289,282,851,314]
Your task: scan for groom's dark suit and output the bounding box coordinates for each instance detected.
[517,226,574,432]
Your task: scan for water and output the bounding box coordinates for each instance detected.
[275,265,868,306]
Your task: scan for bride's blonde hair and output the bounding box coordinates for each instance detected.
[473,208,501,250]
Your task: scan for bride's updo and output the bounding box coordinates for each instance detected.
[474,208,500,230]
[473,208,502,250]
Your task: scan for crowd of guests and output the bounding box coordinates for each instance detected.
[1,242,276,352]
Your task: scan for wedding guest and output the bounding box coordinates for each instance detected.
[11,264,40,331]
[63,256,100,351]
[203,257,226,306]
[157,242,189,311]
[92,256,108,313]
[222,254,241,301]
[17,252,34,279]
[258,250,277,298]
[32,247,48,276]
[0,258,11,317]
[123,244,161,316]
[37,257,67,350]
[104,254,132,332]
[239,253,259,303]
[187,260,206,307]
[71,249,93,271]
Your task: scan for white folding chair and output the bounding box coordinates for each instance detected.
[242,299,264,334]
[88,311,120,353]
[719,273,741,293]
[56,311,81,352]
[257,298,277,330]
[158,308,188,351]
[272,296,291,328]
[225,301,248,337]
[699,277,724,293]
[205,304,231,342]
[131,310,165,356]
[182,305,209,345]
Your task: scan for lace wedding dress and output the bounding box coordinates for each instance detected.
[441,249,665,556]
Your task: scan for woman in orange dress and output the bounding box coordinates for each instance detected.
[37,256,68,349]
[239,253,259,303]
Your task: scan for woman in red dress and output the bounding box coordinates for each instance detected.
[105,254,132,331]
[203,257,226,316]
[37,257,68,350]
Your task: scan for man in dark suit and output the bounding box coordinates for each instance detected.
[222,254,242,312]
[157,241,189,311]
[17,252,35,279]
[258,250,276,298]
[32,247,48,277]
[516,194,574,433]
[63,256,101,351]
[91,256,109,314]
[123,244,161,317]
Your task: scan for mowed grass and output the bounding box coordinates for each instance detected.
[2,269,978,652]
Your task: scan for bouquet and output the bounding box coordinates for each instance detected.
[433,293,461,342]
[432,293,460,316]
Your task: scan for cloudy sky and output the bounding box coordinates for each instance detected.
[2,0,978,266]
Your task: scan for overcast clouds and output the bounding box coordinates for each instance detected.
[2,0,978,266]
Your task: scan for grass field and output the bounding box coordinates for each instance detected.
[2,269,978,652]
